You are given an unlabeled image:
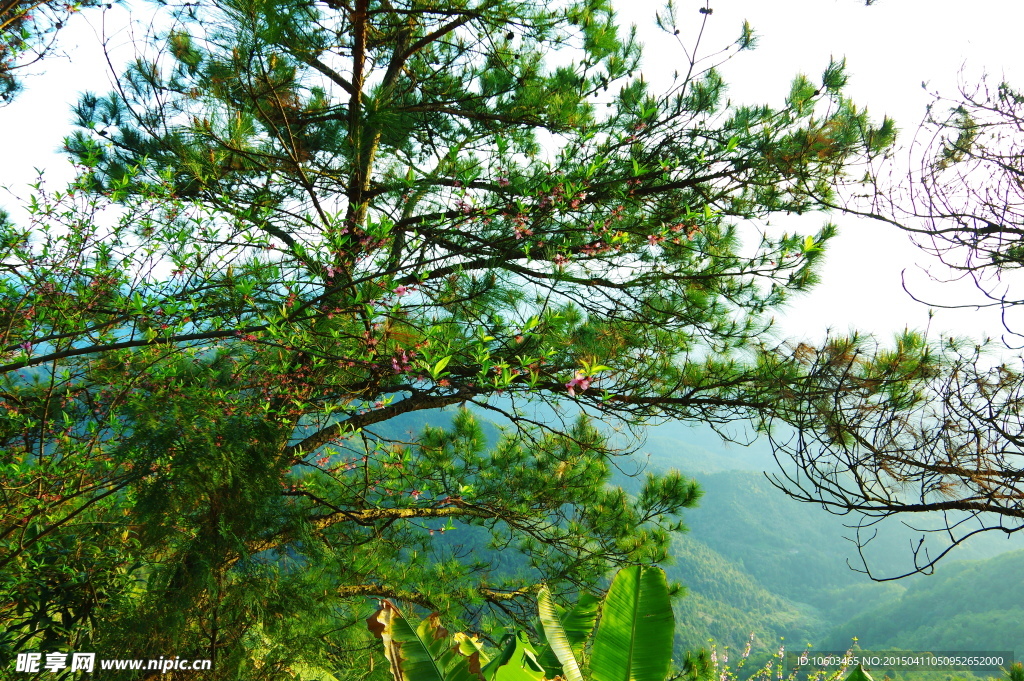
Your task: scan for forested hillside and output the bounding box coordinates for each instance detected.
[368,407,1024,656]
[667,533,824,656]
[821,549,1024,654]
[371,409,1024,661]
[634,425,1024,659]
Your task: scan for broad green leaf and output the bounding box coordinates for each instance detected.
[482,632,546,681]
[454,632,491,666]
[559,592,601,655]
[367,601,443,681]
[537,587,584,681]
[449,632,492,681]
[367,601,485,681]
[589,565,675,681]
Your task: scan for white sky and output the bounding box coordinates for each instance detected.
[617,0,1024,345]
[4,0,1024,346]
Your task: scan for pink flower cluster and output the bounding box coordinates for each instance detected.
[511,214,533,240]
[670,223,700,239]
[391,349,416,373]
[580,241,612,256]
[565,372,592,397]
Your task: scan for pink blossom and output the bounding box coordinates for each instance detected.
[553,253,569,267]
[513,225,533,240]
[498,177,511,187]
[393,285,410,296]
[565,372,591,397]
[391,350,411,373]
[647,234,665,246]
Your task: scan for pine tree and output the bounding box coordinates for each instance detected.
[2,0,908,677]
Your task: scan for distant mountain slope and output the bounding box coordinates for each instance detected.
[666,534,826,656]
[821,549,1024,654]
[637,421,779,474]
[647,460,1024,609]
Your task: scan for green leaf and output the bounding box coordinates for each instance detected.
[802,235,822,253]
[482,632,546,681]
[589,566,675,681]
[845,666,875,681]
[559,592,601,654]
[454,632,492,671]
[537,587,585,681]
[367,601,486,681]
[367,602,444,681]
[431,356,452,378]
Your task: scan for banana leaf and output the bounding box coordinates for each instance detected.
[481,631,546,681]
[589,565,675,681]
[366,601,486,681]
[536,586,589,681]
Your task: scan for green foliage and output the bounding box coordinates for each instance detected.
[483,633,547,681]
[368,564,675,681]
[536,586,592,681]
[0,0,920,677]
[589,565,675,681]
[367,601,493,681]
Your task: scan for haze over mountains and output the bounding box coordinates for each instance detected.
[372,407,1024,665]
[638,421,1024,663]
